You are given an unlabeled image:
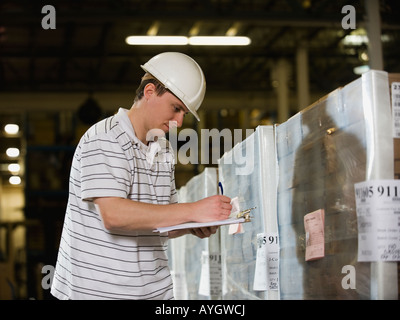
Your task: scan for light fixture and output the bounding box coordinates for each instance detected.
[225,22,241,37]
[8,163,20,173]
[4,124,19,135]
[78,95,102,125]
[342,28,391,46]
[343,34,369,46]
[189,36,251,46]
[6,147,20,157]
[9,175,21,185]
[147,21,160,36]
[353,65,370,75]
[126,36,189,46]
[359,50,369,62]
[189,22,201,36]
[125,36,251,46]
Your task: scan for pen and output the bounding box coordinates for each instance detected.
[218,182,223,195]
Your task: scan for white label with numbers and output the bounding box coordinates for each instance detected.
[392,82,400,138]
[354,180,400,261]
[198,251,222,297]
[253,232,279,291]
[208,252,222,297]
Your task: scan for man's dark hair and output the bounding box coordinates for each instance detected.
[134,73,169,102]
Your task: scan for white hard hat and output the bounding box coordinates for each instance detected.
[141,52,206,121]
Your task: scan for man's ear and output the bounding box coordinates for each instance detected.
[143,83,156,100]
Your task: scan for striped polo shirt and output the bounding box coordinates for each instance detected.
[51,108,177,300]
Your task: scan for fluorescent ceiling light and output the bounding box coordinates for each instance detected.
[6,147,20,157]
[9,176,21,185]
[4,124,19,135]
[343,34,369,46]
[353,65,370,75]
[126,36,188,45]
[125,36,251,46]
[342,34,390,46]
[8,163,20,173]
[189,36,251,46]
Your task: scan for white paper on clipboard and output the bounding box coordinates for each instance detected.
[153,217,246,233]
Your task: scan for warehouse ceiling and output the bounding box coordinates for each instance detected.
[1,0,400,99]
[0,0,400,188]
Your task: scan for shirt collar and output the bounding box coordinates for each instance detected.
[115,108,166,151]
[115,108,142,147]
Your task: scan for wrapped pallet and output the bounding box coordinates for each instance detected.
[172,70,398,300]
[168,167,220,299]
[276,70,397,299]
[168,186,189,299]
[218,126,279,300]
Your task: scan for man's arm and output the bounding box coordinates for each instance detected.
[93,195,232,232]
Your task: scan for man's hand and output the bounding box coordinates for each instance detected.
[189,226,219,239]
[191,195,232,223]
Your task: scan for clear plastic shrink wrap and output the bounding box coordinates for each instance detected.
[170,70,397,300]
[277,70,395,299]
[168,168,220,299]
[168,186,189,299]
[218,126,279,300]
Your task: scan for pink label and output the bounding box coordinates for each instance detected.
[304,209,325,261]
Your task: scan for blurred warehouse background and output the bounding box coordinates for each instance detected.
[0,0,399,299]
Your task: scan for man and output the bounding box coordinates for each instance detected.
[51,52,232,300]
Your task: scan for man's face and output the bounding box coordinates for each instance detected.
[147,87,190,133]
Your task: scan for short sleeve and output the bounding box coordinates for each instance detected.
[80,134,132,201]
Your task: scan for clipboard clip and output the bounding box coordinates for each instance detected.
[236,207,256,222]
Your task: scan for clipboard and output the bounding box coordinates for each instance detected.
[153,207,255,233]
